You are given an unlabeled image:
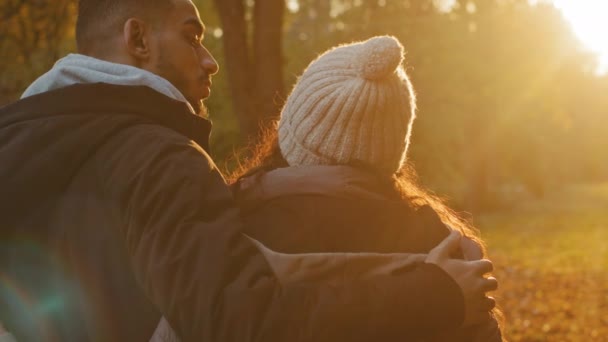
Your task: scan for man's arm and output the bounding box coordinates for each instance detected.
[101,125,483,341]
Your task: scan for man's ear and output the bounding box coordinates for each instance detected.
[123,18,151,62]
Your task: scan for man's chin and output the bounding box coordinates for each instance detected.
[190,99,208,117]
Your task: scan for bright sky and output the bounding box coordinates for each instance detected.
[439,0,608,72]
[291,0,608,70]
[551,0,608,71]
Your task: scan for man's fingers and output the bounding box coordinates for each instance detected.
[460,236,483,261]
[482,296,496,311]
[482,276,498,292]
[429,230,462,261]
[473,259,494,275]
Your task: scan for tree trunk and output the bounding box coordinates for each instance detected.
[252,0,285,140]
[465,110,492,212]
[214,0,285,144]
[466,146,490,212]
[213,0,254,141]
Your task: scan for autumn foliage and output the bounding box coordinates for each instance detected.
[482,184,608,341]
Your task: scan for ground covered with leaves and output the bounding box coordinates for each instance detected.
[478,183,608,341]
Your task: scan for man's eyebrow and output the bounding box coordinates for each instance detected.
[183,18,205,34]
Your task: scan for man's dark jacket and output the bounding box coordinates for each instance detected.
[0,83,464,341]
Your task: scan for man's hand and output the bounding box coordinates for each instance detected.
[460,235,484,261]
[426,230,498,326]
[0,322,6,334]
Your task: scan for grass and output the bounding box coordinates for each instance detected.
[477,183,608,341]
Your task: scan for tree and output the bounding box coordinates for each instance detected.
[279,0,606,211]
[212,0,286,143]
[0,0,76,104]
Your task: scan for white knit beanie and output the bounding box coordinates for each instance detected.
[278,35,417,175]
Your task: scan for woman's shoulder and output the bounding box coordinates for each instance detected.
[232,165,453,253]
[233,165,394,205]
[232,165,450,229]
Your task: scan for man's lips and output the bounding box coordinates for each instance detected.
[200,78,212,98]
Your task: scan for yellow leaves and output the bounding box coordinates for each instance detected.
[493,261,608,340]
[0,0,77,100]
[480,183,608,341]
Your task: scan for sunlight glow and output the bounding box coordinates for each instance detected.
[552,0,608,72]
[287,0,299,13]
[433,0,457,12]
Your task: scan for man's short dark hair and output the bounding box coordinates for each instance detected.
[76,0,174,53]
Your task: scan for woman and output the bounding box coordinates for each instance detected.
[228,35,503,341]
[152,35,502,341]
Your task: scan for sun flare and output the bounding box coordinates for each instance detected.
[552,0,608,71]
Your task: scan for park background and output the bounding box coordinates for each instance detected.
[1,0,608,340]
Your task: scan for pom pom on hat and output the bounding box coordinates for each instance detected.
[357,36,405,80]
[278,35,417,175]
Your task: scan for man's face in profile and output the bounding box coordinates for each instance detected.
[147,0,219,115]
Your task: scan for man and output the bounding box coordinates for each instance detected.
[0,0,497,341]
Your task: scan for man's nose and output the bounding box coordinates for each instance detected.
[201,49,219,76]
